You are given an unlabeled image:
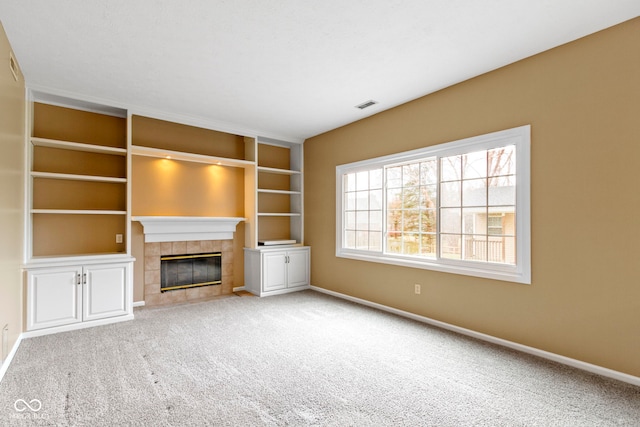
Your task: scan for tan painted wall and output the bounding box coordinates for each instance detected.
[304,18,640,376]
[0,21,25,361]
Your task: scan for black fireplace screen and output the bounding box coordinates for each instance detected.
[160,252,222,292]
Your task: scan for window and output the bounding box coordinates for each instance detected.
[336,125,531,284]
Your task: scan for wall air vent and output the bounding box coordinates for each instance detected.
[9,51,18,82]
[355,100,378,110]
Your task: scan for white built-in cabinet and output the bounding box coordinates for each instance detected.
[243,137,310,297]
[26,260,132,331]
[244,246,310,296]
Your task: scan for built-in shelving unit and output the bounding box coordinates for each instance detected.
[254,137,304,246]
[24,96,135,335]
[28,101,129,259]
[23,91,308,331]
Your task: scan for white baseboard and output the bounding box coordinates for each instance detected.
[0,333,23,384]
[310,286,640,387]
[133,301,145,307]
[232,286,246,292]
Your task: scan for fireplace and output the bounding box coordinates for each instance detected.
[161,252,222,292]
[134,216,245,306]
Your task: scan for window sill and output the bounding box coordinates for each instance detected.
[336,250,531,284]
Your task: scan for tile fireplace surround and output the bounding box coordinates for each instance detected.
[143,239,235,306]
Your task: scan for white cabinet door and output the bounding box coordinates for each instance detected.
[83,263,129,321]
[263,251,287,291]
[287,249,309,288]
[27,266,83,330]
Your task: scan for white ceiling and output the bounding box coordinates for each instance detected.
[1,1,638,142]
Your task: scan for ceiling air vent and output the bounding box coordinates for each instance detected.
[355,100,378,110]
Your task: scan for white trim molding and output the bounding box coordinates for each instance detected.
[310,286,640,387]
[0,334,23,384]
[133,216,245,243]
[133,301,146,308]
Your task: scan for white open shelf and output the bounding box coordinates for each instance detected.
[257,166,301,175]
[31,171,127,183]
[31,209,127,215]
[131,145,255,169]
[258,189,301,195]
[31,137,127,155]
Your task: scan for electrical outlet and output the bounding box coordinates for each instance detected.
[414,284,421,295]
[116,234,123,244]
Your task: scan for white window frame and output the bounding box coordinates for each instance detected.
[336,125,531,284]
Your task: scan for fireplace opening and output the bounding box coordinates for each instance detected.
[160,252,222,292]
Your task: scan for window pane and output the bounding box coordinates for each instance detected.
[370,210,382,231]
[370,168,383,189]
[345,173,356,192]
[345,211,356,229]
[346,191,356,210]
[441,155,461,181]
[488,209,515,236]
[387,166,402,188]
[440,234,461,259]
[421,209,436,233]
[500,236,516,264]
[420,160,438,185]
[388,210,401,232]
[487,214,503,236]
[356,230,368,249]
[463,150,487,179]
[369,231,382,252]
[421,185,437,208]
[488,176,515,206]
[356,211,369,230]
[488,145,516,177]
[356,171,369,191]
[440,181,461,207]
[402,163,420,186]
[387,232,401,254]
[370,189,382,210]
[421,234,436,257]
[462,179,487,207]
[402,186,420,209]
[403,210,420,232]
[464,235,487,262]
[356,190,369,210]
[440,208,461,233]
[402,233,420,255]
[463,208,486,235]
[344,230,356,248]
[387,188,402,209]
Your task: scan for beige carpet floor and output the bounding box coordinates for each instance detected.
[1,290,639,426]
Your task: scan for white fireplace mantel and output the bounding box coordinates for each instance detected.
[133,216,245,242]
